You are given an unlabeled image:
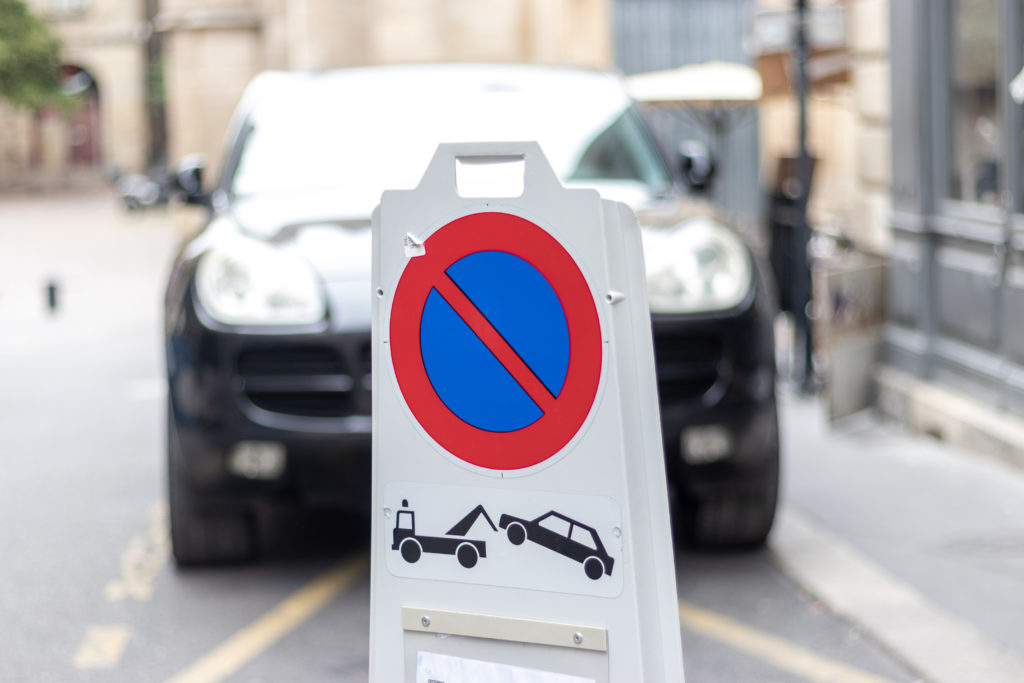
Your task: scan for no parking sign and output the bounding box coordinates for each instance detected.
[389,211,602,471]
[370,142,683,682]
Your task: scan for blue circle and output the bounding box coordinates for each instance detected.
[420,251,570,433]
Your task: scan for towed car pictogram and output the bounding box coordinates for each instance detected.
[499,510,614,580]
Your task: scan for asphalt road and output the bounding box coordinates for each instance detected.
[2,191,1019,682]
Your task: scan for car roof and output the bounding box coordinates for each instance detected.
[537,510,598,533]
[220,63,666,206]
[237,63,633,122]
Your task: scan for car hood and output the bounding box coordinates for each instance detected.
[229,191,374,281]
[229,180,707,242]
[223,193,373,332]
[225,187,719,331]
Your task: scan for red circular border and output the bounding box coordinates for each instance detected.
[389,212,602,470]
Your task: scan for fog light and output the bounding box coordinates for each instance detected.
[681,425,731,465]
[228,441,286,480]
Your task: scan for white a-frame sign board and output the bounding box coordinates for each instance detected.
[370,142,684,682]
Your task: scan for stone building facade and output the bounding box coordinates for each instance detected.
[0,0,151,188]
[754,0,1024,463]
[753,0,890,254]
[0,0,610,190]
[156,0,612,177]
[879,0,1024,465]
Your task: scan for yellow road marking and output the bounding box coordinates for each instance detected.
[73,624,131,669]
[678,600,899,683]
[106,502,170,602]
[165,554,369,683]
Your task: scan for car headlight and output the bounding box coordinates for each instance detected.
[195,235,326,326]
[644,218,752,314]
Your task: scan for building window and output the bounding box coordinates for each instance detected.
[948,0,1001,206]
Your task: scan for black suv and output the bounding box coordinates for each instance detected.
[164,64,778,565]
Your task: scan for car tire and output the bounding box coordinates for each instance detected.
[167,407,257,567]
[583,556,604,580]
[684,455,779,550]
[400,538,422,563]
[456,542,479,569]
[688,491,776,549]
[506,522,526,545]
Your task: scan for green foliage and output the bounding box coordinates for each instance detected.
[0,0,65,109]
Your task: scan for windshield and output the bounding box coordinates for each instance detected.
[228,67,671,202]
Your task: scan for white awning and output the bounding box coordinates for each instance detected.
[625,61,763,107]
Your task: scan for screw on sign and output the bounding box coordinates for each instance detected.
[389,212,602,471]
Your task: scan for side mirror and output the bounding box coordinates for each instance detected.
[175,154,211,207]
[678,140,715,193]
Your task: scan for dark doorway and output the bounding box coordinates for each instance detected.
[61,65,102,167]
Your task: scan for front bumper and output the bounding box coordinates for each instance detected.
[167,265,778,509]
[167,283,373,508]
[651,284,779,500]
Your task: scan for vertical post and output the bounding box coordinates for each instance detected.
[46,279,59,314]
[145,0,167,169]
[794,0,815,391]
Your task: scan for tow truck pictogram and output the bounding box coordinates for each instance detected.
[392,500,497,568]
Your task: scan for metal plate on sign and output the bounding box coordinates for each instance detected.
[384,481,623,598]
[402,607,607,652]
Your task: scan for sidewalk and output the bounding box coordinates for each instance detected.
[773,390,1024,683]
[876,366,1024,472]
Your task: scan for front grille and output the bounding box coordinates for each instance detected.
[247,390,352,418]
[237,346,344,376]
[652,330,725,404]
[236,343,367,419]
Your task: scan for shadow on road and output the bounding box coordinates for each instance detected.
[256,505,371,565]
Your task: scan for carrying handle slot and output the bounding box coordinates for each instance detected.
[416,141,563,201]
[456,154,525,198]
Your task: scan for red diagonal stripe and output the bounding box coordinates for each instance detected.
[432,276,556,415]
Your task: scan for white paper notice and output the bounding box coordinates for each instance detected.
[416,651,596,683]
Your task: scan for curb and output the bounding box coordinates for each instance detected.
[874,366,1024,471]
[771,508,1024,683]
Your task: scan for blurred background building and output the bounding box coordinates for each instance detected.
[752,0,890,420]
[155,0,613,177]
[0,0,613,189]
[0,0,152,188]
[750,0,1024,465]
[879,0,1024,464]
